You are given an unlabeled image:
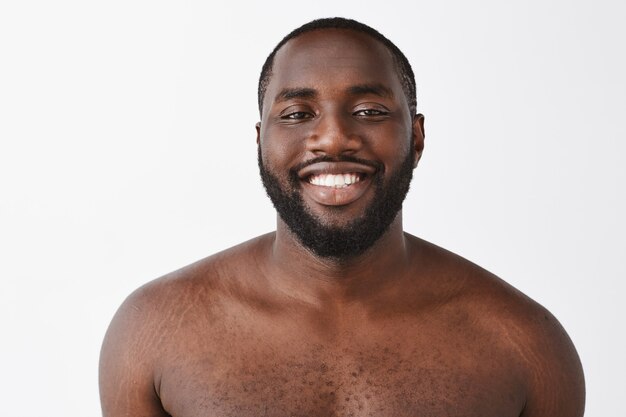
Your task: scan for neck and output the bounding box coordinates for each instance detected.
[264,211,412,306]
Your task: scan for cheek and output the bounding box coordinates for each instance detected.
[260,128,306,168]
[367,125,413,167]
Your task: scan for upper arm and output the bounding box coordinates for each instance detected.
[99,288,170,417]
[516,307,585,417]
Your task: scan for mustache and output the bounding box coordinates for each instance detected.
[290,155,383,174]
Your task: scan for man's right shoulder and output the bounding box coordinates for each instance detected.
[101,232,273,357]
[122,232,273,312]
[99,233,273,415]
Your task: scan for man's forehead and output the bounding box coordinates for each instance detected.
[273,29,394,72]
[267,29,400,97]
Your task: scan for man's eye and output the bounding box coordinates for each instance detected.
[281,111,312,120]
[354,109,389,117]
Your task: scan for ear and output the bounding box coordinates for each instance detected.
[255,122,261,145]
[411,114,425,168]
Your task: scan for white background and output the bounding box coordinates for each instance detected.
[1,0,624,415]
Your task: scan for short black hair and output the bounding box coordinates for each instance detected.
[258,17,417,116]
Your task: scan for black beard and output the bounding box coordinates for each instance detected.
[258,143,415,260]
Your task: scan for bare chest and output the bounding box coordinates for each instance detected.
[157,337,525,417]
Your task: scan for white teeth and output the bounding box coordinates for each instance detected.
[308,173,361,188]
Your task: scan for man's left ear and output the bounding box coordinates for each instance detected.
[255,122,261,145]
[412,114,425,168]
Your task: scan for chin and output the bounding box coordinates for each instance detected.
[258,147,415,260]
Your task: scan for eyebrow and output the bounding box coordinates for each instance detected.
[347,83,394,99]
[274,87,318,103]
[273,83,394,104]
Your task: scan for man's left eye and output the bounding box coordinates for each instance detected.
[354,109,389,116]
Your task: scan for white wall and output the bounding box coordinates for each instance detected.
[1,1,623,415]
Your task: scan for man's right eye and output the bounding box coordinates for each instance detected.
[281,111,312,120]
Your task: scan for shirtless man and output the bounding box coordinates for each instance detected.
[99,18,585,417]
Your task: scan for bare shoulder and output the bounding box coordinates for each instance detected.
[99,233,272,416]
[409,235,585,416]
[103,232,271,334]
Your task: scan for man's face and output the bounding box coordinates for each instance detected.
[257,29,424,259]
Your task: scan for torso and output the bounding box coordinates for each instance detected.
[139,234,536,417]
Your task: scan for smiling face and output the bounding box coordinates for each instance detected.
[257,29,424,258]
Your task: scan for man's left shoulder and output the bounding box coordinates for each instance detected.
[409,236,585,415]
[411,235,576,344]
[456,258,585,416]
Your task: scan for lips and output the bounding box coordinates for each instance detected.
[297,161,377,206]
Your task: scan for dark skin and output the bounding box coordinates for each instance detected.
[99,29,585,417]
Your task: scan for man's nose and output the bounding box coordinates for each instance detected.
[306,113,362,156]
